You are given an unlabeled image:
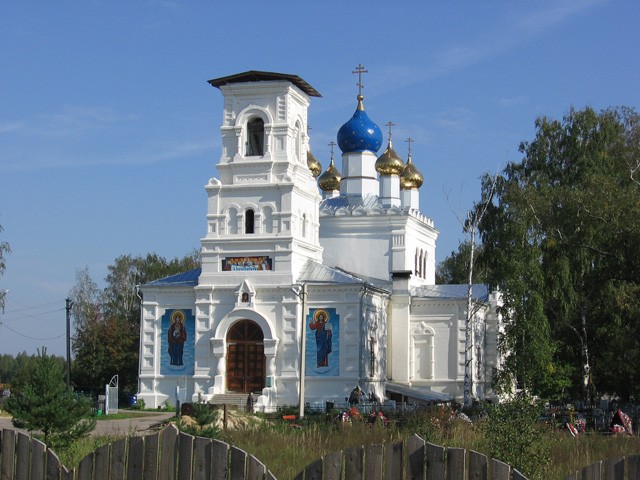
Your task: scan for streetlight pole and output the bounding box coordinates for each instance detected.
[297,284,307,419]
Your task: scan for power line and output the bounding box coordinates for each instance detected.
[0,320,65,341]
[1,307,64,322]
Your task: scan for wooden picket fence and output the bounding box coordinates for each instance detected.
[0,425,541,480]
[0,425,274,480]
[564,455,640,480]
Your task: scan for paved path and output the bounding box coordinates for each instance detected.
[0,411,175,438]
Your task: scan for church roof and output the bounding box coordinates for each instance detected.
[144,268,201,287]
[411,284,489,302]
[298,260,391,291]
[208,71,322,97]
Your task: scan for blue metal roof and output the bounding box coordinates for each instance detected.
[144,268,201,287]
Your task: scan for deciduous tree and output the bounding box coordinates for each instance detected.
[478,106,640,401]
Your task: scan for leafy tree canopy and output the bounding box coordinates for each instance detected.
[478,106,640,401]
[69,251,199,395]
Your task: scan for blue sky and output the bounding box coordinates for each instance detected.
[1,0,638,356]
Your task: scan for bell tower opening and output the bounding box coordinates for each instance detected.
[246,117,264,156]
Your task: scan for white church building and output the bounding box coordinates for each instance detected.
[136,70,502,411]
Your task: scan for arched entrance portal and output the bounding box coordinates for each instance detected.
[226,320,266,393]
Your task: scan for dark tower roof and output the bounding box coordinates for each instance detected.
[208,70,321,97]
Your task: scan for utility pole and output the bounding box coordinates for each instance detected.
[65,298,73,389]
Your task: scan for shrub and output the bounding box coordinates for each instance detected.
[482,394,551,479]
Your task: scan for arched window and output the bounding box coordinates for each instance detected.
[422,251,428,280]
[246,118,264,156]
[301,213,307,238]
[294,121,302,162]
[245,209,255,234]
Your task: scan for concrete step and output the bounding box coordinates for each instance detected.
[209,393,253,407]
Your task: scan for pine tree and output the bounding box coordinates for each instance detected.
[6,348,96,448]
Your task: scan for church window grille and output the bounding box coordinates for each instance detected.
[246,118,265,156]
[245,209,255,234]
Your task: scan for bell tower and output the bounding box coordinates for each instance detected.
[200,71,323,287]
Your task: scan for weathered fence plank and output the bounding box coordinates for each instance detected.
[229,445,247,480]
[94,443,111,480]
[178,432,195,480]
[364,444,383,479]
[1,429,16,480]
[193,436,212,480]
[246,454,266,480]
[344,445,364,479]
[30,438,46,480]
[603,457,624,480]
[468,450,487,480]
[143,431,159,480]
[490,458,510,480]
[628,454,640,480]
[210,439,229,480]
[111,438,127,480]
[384,442,403,480]
[323,450,343,480]
[77,451,94,480]
[60,464,74,480]
[447,447,466,480]
[582,460,602,480]
[127,436,144,480]
[159,425,178,480]
[512,468,529,480]
[407,434,425,480]
[301,458,322,480]
[426,442,445,480]
[16,431,31,480]
[46,448,60,480]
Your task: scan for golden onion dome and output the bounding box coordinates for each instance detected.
[307,150,322,178]
[375,139,405,176]
[400,154,424,189]
[318,158,341,191]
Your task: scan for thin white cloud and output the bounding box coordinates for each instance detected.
[0,121,26,134]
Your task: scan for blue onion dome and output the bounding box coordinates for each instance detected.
[337,95,383,154]
[307,150,322,178]
[400,154,424,189]
[318,157,341,191]
[375,139,405,175]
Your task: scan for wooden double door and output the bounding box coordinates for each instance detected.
[226,320,265,393]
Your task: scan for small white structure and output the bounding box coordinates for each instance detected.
[137,71,502,410]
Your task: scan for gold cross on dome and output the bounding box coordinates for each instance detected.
[328,141,336,160]
[352,64,368,96]
[385,121,396,140]
[405,137,414,157]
